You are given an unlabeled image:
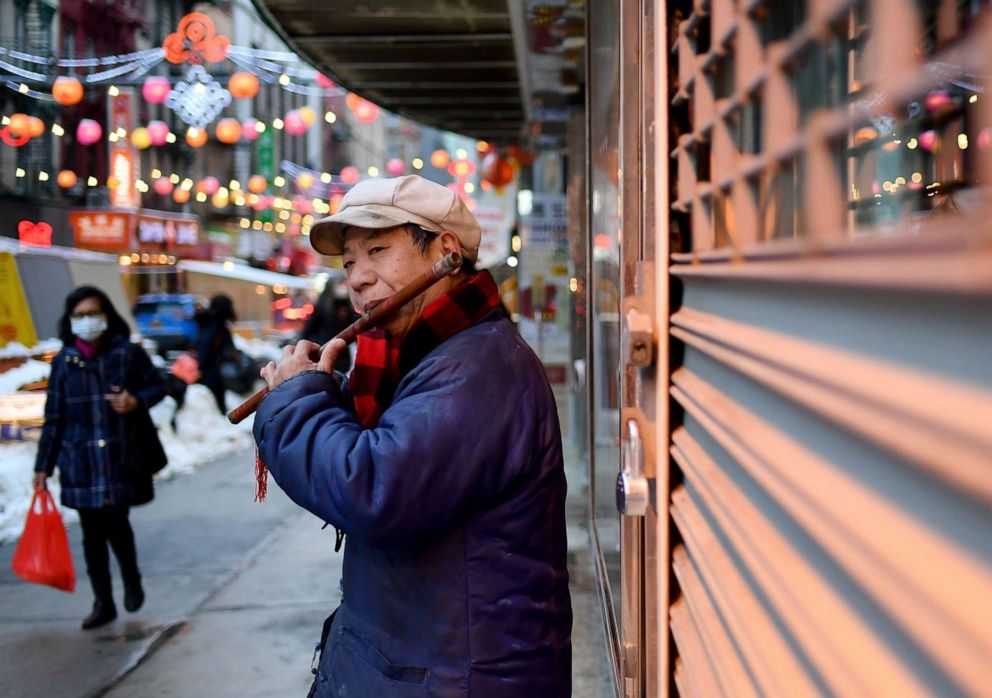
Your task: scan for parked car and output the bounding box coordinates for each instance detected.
[132,294,202,355]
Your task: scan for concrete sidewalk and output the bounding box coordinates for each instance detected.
[0,440,612,697]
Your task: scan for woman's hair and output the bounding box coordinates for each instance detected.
[58,285,131,344]
[209,293,237,323]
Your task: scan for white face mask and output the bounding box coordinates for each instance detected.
[70,314,108,342]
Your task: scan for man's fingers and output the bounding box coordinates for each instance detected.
[281,344,295,361]
[318,339,346,374]
[296,340,320,358]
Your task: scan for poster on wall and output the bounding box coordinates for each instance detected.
[474,182,516,269]
[0,252,39,348]
[517,192,570,381]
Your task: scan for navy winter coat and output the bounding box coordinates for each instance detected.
[35,335,167,510]
[254,310,572,696]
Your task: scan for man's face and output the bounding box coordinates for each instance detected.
[341,225,453,338]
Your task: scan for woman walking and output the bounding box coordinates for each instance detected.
[33,286,167,629]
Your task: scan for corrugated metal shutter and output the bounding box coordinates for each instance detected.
[664,0,992,695]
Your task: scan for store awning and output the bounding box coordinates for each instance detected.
[250,0,528,143]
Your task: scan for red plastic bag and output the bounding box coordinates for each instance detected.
[11,488,75,592]
[169,352,201,385]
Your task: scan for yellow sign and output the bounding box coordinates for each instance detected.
[0,252,38,348]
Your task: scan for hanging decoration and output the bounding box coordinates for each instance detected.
[229,71,260,99]
[215,117,242,144]
[386,159,405,176]
[185,126,208,148]
[241,118,261,141]
[76,119,102,145]
[173,188,190,203]
[154,177,174,196]
[339,166,360,185]
[481,152,514,187]
[430,149,450,169]
[166,65,232,128]
[9,113,31,136]
[284,110,308,136]
[147,120,170,146]
[52,77,84,106]
[0,125,30,147]
[56,170,77,188]
[197,176,220,195]
[130,127,152,149]
[248,175,267,194]
[351,97,380,124]
[142,76,171,104]
[163,13,230,65]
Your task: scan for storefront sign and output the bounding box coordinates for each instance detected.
[136,213,200,254]
[70,211,132,250]
[108,88,139,209]
[17,220,53,247]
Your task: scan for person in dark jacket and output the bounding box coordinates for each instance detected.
[195,293,236,414]
[34,286,167,629]
[254,175,572,697]
[297,287,357,372]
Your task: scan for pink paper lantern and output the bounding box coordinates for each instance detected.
[977,127,992,150]
[386,158,405,176]
[198,176,220,195]
[352,99,380,124]
[154,177,174,196]
[293,195,313,214]
[924,90,951,112]
[284,110,308,136]
[76,119,102,146]
[919,130,939,152]
[147,120,170,146]
[315,73,335,89]
[241,119,260,141]
[142,77,171,105]
[339,166,360,185]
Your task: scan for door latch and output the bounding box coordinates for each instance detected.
[617,419,649,516]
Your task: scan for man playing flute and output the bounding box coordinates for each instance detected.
[254,174,572,697]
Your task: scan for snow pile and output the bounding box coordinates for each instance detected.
[0,360,52,396]
[0,339,62,359]
[150,384,254,480]
[0,442,78,543]
[233,334,284,363]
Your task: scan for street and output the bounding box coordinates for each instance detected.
[0,446,342,698]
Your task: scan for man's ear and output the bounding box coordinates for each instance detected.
[437,230,461,258]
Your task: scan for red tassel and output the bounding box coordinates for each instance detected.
[255,447,268,503]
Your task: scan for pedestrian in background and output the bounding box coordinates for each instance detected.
[255,175,572,696]
[195,293,236,414]
[298,286,357,372]
[34,286,167,630]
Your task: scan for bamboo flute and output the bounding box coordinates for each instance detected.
[227,251,462,424]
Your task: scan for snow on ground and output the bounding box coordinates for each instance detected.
[0,339,62,360]
[0,360,51,395]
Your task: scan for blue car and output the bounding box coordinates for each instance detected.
[132,294,202,355]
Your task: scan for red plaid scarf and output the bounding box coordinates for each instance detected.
[351,269,501,428]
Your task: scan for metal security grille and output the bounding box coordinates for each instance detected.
[665,0,992,695]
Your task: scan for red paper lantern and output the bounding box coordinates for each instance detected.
[76,119,103,146]
[284,110,308,136]
[246,175,267,194]
[56,170,77,188]
[142,76,171,104]
[52,76,84,106]
[919,130,939,152]
[147,120,170,146]
[386,159,405,176]
[316,73,335,89]
[229,71,259,99]
[339,166,360,185]
[481,152,514,187]
[924,90,951,112]
[215,118,242,144]
[173,188,190,203]
[154,177,174,196]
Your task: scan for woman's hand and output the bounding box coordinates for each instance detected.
[33,472,47,490]
[260,339,345,390]
[105,388,139,414]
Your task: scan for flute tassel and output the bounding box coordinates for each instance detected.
[255,446,268,503]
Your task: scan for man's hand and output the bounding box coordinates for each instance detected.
[260,339,347,390]
[33,472,47,490]
[105,387,138,414]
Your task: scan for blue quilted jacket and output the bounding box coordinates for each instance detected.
[254,310,572,696]
[35,335,167,509]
